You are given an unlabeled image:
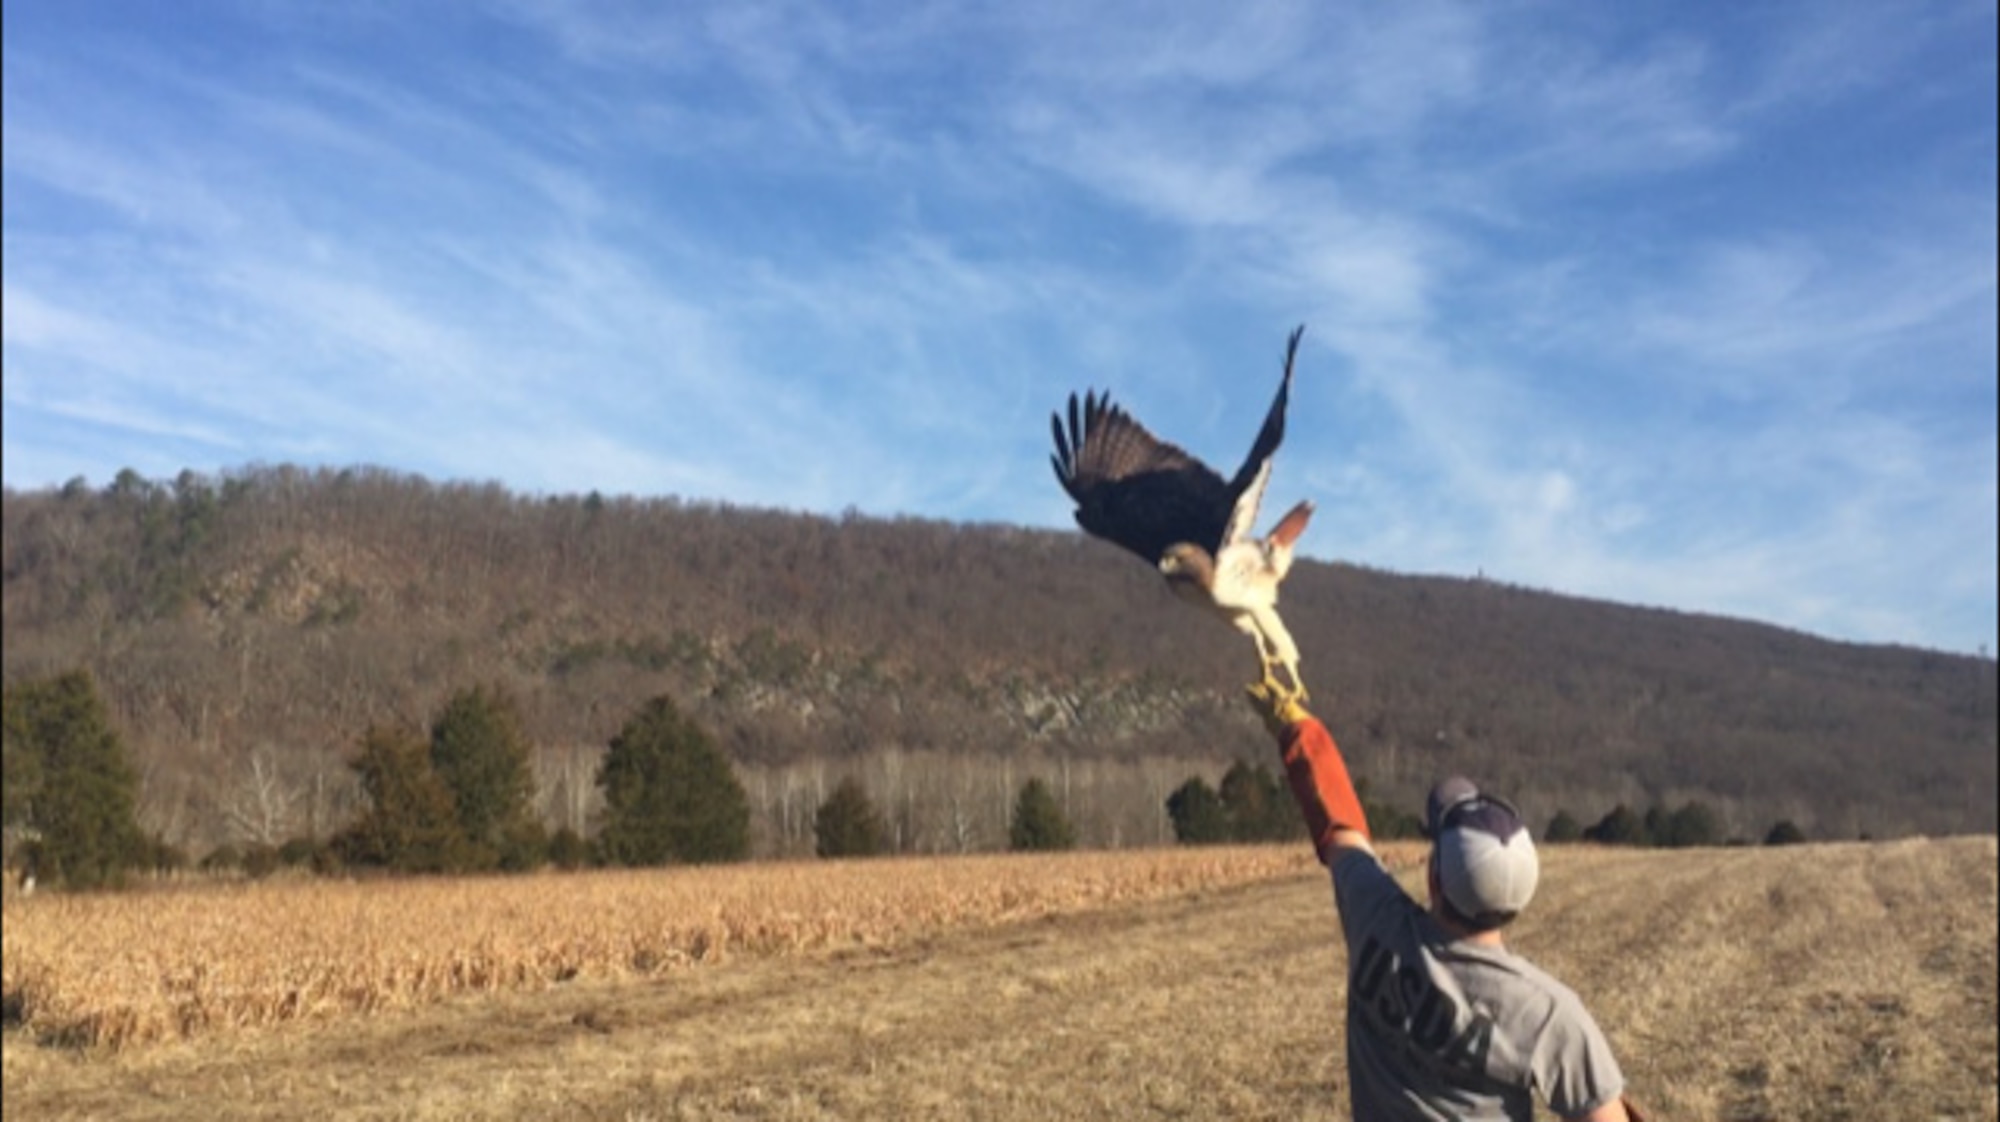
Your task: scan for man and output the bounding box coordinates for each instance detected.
[1246,682,1643,1121]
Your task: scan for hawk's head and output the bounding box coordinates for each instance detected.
[1158,542,1216,589]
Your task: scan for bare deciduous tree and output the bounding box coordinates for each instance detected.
[221,745,302,847]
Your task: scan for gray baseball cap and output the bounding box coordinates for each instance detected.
[1425,776,1539,922]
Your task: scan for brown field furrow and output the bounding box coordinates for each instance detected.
[3,838,1994,1121]
[1518,839,1999,1121]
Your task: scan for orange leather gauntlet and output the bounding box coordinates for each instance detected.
[1279,719,1371,860]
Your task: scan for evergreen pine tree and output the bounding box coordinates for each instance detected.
[814,777,888,858]
[597,695,750,865]
[1583,803,1645,846]
[1,670,146,888]
[2,709,43,834]
[1166,777,1232,844]
[428,685,543,870]
[1763,820,1808,846]
[337,725,467,873]
[1544,809,1584,843]
[1641,804,1670,847]
[1218,760,1293,841]
[1664,800,1723,848]
[1009,777,1076,851]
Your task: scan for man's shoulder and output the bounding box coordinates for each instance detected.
[1330,846,1425,943]
[1330,846,1399,902]
[1454,942,1599,1033]
[1493,946,1586,1004]
[1330,845,1385,875]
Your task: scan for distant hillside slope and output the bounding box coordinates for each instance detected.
[3,466,1994,850]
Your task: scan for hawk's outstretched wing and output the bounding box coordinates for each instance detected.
[1218,325,1300,549]
[1050,325,1303,565]
[1049,391,1234,565]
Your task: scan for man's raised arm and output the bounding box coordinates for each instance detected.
[1244,683,1373,862]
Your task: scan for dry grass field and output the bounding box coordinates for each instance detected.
[4,837,1994,1121]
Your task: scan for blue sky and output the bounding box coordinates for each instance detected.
[4,2,1994,656]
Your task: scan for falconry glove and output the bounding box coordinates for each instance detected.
[1246,681,1371,857]
[1245,680,1313,740]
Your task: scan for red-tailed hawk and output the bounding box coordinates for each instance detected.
[1050,326,1314,700]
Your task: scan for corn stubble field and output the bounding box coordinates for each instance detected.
[4,837,1995,1121]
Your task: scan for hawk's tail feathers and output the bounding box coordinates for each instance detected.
[1268,499,1315,547]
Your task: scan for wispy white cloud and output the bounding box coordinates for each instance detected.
[2,0,1992,653]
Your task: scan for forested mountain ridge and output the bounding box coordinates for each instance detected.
[4,465,1994,855]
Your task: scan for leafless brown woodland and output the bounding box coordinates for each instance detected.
[2,465,1993,857]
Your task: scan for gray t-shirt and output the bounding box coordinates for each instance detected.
[1331,849,1625,1120]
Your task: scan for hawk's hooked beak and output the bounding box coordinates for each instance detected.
[1157,543,1213,585]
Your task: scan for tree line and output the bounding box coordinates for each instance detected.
[2,668,1086,887]
[5,666,1819,892]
